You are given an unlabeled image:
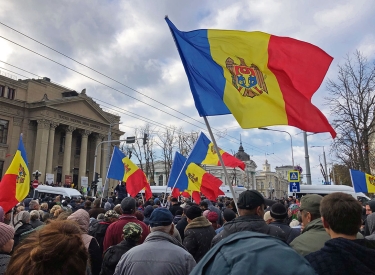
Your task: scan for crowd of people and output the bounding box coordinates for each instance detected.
[0,188,375,274]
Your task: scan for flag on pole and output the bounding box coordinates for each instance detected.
[107,147,152,200]
[0,134,30,212]
[167,152,188,191]
[166,18,336,138]
[349,169,375,193]
[187,132,245,170]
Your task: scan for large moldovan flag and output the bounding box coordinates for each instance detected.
[350,169,375,193]
[0,135,30,212]
[166,18,336,138]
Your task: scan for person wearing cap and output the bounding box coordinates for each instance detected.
[100,222,142,275]
[216,209,237,234]
[169,197,182,216]
[89,210,120,254]
[114,182,128,204]
[183,206,216,263]
[202,199,223,226]
[290,194,330,256]
[269,203,300,244]
[212,190,286,247]
[305,192,375,274]
[114,208,196,275]
[103,197,149,252]
[176,205,191,241]
[0,223,15,275]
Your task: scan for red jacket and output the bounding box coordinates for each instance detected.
[103,214,149,251]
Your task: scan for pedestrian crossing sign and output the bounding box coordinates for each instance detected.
[288,171,300,182]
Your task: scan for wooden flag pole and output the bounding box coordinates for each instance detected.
[203,116,240,215]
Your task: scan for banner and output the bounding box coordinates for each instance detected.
[46,173,54,185]
[81,176,88,188]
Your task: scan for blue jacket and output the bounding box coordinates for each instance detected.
[191,231,316,275]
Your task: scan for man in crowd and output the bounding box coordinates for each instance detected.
[89,199,106,219]
[269,203,300,244]
[114,208,196,275]
[28,200,40,211]
[290,194,330,256]
[103,197,149,251]
[305,192,375,274]
[169,197,182,216]
[212,190,286,246]
[216,208,236,234]
[114,182,127,204]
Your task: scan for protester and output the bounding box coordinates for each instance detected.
[100,222,142,275]
[134,211,144,222]
[190,231,316,275]
[176,205,190,240]
[202,199,223,226]
[263,211,272,224]
[365,213,375,240]
[114,182,127,204]
[40,203,49,212]
[0,207,4,224]
[113,204,122,215]
[0,223,15,275]
[183,205,216,262]
[84,200,92,212]
[212,190,286,246]
[143,205,154,226]
[216,209,236,234]
[290,194,330,256]
[207,211,220,230]
[67,209,102,275]
[169,197,182,216]
[28,200,40,211]
[13,211,33,248]
[114,208,196,275]
[269,203,300,244]
[305,192,375,274]
[6,220,88,275]
[29,210,44,229]
[103,197,149,251]
[173,209,183,225]
[90,210,119,254]
[89,199,106,219]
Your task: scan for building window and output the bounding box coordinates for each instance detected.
[158,174,163,186]
[59,133,65,153]
[56,166,62,184]
[0,160,4,180]
[0,86,5,97]
[7,88,15,100]
[0,120,9,144]
[75,136,81,155]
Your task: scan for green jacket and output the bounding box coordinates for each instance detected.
[290,218,330,256]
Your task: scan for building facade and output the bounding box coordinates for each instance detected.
[0,75,123,190]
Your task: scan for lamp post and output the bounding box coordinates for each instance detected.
[311,145,328,184]
[259,128,294,167]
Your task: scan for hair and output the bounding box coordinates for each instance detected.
[29,200,39,210]
[84,200,92,208]
[50,205,62,216]
[56,211,71,221]
[97,213,105,221]
[199,201,208,209]
[320,192,362,235]
[93,199,101,208]
[113,204,123,215]
[40,203,48,211]
[150,224,172,234]
[41,212,51,223]
[6,220,88,275]
[30,210,40,221]
[53,208,64,218]
[135,211,144,221]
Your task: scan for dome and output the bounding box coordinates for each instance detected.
[235,142,250,161]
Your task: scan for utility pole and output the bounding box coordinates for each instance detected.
[303,132,312,185]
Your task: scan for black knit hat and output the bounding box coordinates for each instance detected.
[121,197,136,214]
[237,190,265,210]
[223,209,236,222]
[270,203,288,220]
[185,205,202,220]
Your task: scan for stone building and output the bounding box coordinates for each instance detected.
[0,75,123,189]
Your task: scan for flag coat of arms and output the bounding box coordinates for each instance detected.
[0,135,30,212]
[350,169,375,193]
[166,18,336,138]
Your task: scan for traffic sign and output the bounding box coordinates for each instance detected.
[289,182,300,192]
[32,179,39,189]
[288,170,300,182]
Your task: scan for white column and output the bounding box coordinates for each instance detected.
[46,122,59,174]
[78,130,91,189]
[33,119,50,183]
[62,126,76,183]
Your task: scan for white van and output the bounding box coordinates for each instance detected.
[33,185,83,200]
[288,184,370,202]
[219,185,247,199]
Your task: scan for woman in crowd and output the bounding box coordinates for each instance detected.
[5,220,88,275]
[13,211,33,248]
[0,223,14,275]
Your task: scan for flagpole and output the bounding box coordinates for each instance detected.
[163,159,189,204]
[203,116,239,214]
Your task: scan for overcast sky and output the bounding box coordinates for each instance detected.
[1,0,374,185]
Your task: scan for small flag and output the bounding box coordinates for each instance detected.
[0,134,30,212]
[349,169,375,193]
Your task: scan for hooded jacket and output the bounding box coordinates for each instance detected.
[305,238,375,275]
[290,218,330,256]
[203,199,223,225]
[212,214,286,247]
[365,212,375,240]
[183,216,216,263]
[114,231,196,275]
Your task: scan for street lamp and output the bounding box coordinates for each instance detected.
[311,145,328,184]
[258,128,294,167]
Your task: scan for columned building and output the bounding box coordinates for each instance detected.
[256,160,289,199]
[0,75,123,189]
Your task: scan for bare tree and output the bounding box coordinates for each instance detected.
[177,129,199,156]
[326,51,375,174]
[155,127,177,183]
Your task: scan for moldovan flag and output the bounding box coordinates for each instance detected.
[0,135,30,212]
[350,169,375,193]
[167,152,188,192]
[166,18,336,138]
[188,132,245,170]
[107,147,152,200]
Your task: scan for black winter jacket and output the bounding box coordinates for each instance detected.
[183,216,216,263]
[100,240,138,275]
[176,216,188,240]
[306,237,375,275]
[212,214,286,246]
[90,222,111,253]
[270,220,300,244]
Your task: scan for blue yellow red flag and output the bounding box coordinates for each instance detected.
[0,134,30,212]
[350,169,375,193]
[166,18,336,138]
[167,152,188,190]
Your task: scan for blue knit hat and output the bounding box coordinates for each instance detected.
[148,208,173,227]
